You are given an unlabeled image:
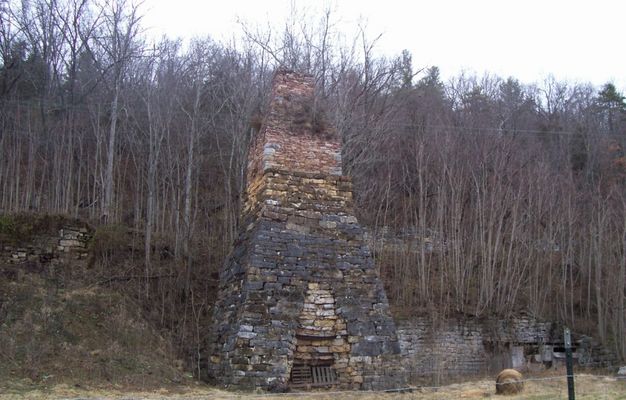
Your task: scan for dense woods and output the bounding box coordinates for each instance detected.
[1,0,625,367]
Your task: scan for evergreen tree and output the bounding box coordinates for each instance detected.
[597,82,625,134]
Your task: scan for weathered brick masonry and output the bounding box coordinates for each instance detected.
[208,70,405,390]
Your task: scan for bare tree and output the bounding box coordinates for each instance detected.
[92,0,143,222]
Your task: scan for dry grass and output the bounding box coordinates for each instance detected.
[1,374,624,400]
[0,274,186,390]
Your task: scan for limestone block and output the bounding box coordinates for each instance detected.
[319,220,337,229]
[352,341,383,357]
[59,239,83,247]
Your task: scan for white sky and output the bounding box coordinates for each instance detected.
[142,0,626,90]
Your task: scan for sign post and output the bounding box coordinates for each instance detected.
[564,327,576,400]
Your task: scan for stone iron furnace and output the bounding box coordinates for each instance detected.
[209,70,405,391]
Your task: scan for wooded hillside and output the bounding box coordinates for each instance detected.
[1,0,625,365]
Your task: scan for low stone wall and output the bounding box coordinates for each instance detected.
[396,317,560,380]
[398,318,491,379]
[1,226,91,266]
[57,227,91,254]
[396,317,619,381]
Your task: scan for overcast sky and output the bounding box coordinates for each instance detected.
[142,0,626,90]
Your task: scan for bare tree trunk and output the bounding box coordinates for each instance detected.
[145,122,155,297]
[103,83,119,222]
[183,85,201,289]
[618,199,626,359]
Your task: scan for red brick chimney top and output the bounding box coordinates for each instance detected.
[247,71,342,182]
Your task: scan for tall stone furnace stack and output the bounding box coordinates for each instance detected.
[209,70,405,391]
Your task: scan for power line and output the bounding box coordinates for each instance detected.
[379,122,622,137]
[1,99,623,138]
[0,98,105,112]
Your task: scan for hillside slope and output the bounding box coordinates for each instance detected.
[0,215,187,392]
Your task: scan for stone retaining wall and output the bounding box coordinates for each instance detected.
[396,317,617,381]
[398,318,490,378]
[1,226,91,266]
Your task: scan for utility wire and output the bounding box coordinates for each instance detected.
[2,99,623,138]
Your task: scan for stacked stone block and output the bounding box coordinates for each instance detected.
[1,226,91,265]
[209,70,405,391]
[396,317,618,379]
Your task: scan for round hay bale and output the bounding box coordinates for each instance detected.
[495,368,524,395]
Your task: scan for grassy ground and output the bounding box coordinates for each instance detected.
[0,274,187,391]
[1,374,624,399]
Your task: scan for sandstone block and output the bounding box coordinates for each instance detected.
[59,239,83,247]
[330,344,351,353]
[314,320,336,328]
